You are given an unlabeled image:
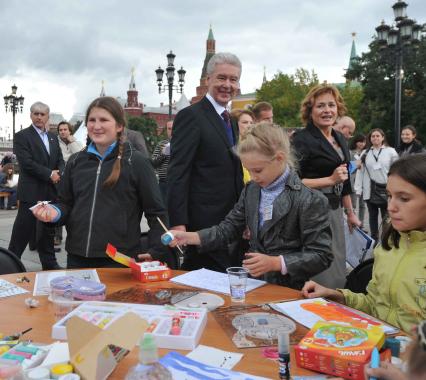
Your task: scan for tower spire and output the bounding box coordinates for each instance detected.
[262,66,267,84]
[129,67,136,90]
[348,32,358,71]
[100,80,106,97]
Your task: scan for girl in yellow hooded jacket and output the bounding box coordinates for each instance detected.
[302,153,426,333]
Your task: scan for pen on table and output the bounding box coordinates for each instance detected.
[156,217,184,256]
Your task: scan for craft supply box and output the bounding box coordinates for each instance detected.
[51,301,207,350]
[295,321,385,380]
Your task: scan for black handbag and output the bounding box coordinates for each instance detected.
[364,149,388,206]
[369,179,387,205]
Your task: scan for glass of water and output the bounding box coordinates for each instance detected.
[226,267,249,302]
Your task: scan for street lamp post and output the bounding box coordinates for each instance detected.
[4,84,24,140]
[155,51,186,120]
[375,0,423,147]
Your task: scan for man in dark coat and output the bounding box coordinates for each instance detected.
[9,101,64,270]
[167,52,244,272]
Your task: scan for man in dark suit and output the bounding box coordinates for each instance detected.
[167,52,244,272]
[9,102,64,270]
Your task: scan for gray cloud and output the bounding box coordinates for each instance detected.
[0,0,424,118]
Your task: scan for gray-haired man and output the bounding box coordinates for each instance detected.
[167,52,244,272]
[9,102,64,270]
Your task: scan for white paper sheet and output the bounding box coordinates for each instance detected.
[187,345,243,370]
[41,342,70,366]
[0,279,28,298]
[271,297,399,334]
[160,351,269,380]
[170,268,266,295]
[33,269,100,296]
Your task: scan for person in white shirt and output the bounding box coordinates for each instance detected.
[355,128,398,241]
[57,121,83,163]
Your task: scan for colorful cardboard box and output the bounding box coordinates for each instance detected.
[106,243,172,283]
[295,321,385,380]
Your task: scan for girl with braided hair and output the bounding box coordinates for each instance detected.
[32,96,168,268]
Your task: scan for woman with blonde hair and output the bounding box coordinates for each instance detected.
[166,122,333,289]
[292,84,361,288]
[32,97,168,268]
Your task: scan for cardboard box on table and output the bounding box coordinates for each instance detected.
[106,243,171,282]
[67,312,147,380]
[53,301,207,350]
[295,321,385,380]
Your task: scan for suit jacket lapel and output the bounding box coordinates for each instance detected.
[29,126,50,159]
[307,123,343,163]
[201,97,233,149]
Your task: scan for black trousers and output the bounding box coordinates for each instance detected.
[366,201,388,241]
[9,202,59,270]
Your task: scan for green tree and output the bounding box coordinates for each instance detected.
[127,115,160,154]
[346,37,426,145]
[256,69,319,129]
[339,84,364,132]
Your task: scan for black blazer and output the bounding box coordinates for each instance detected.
[292,122,352,196]
[167,96,244,230]
[14,125,64,203]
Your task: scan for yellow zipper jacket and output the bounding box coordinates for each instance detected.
[340,230,426,333]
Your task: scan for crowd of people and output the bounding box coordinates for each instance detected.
[3,52,426,376]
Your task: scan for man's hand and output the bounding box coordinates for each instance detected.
[50,170,60,184]
[32,204,58,223]
[137,253,153,262]
[242,252,281,277]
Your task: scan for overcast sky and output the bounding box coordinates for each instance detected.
[0,0,425,137]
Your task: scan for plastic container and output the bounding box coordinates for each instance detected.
[27,367,50,379]
[125,334,172,380]
[50,276,106,301]
[51,363,73,378]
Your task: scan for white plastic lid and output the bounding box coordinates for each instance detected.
[27,367,50,379]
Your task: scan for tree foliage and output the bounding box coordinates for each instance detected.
[256,69,319,128]
[127,115,160,154]
[346,37,426,145]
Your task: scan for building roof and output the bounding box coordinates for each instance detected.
[233,92,256,100]
[175,93,190,110]
[49,113,65,125]
[69,113,85,126]
[144,93,190,115]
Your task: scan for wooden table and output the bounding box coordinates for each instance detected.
[0,268,316,379]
